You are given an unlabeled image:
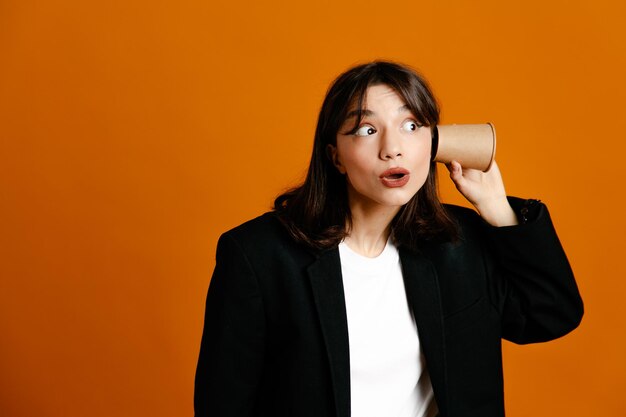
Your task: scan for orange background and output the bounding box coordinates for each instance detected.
[1,0,625,415]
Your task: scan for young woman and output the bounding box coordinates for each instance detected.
[194,61,583,417]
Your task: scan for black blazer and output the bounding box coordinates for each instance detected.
[194,197,583,417]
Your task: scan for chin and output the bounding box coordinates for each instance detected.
[380,193,416,207]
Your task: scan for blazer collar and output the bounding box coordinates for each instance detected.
[307,245,447,417]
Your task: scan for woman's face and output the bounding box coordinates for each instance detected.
[328,84,432,212]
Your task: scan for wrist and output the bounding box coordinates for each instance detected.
[474,197,519,227]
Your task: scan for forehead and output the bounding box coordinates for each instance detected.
[366,84,403,100]
[345,84,410,119]
[349,84,407,111]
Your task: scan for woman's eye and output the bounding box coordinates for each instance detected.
[354,125,376,136]
[401,121,421,132]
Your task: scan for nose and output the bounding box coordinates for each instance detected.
[379,129,402,160]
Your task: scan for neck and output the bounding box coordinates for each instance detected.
[343,200,400,258]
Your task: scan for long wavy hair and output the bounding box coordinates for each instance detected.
[274,61,458,250]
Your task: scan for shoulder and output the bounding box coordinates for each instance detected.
[442,203,485,241]
[218,211,312,262]
[443,203,480,224]
[221,212,287,248]
[437,198,563,262]
[410,204,486,265]
[224,212,283,239]
[442,197,551,239]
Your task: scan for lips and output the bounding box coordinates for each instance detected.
[380,167,410,188]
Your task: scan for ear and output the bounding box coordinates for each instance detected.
[326,144,346,174]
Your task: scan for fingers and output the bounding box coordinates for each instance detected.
[446,161,468,194]
[447,160,464,182]
[444,160,508,213]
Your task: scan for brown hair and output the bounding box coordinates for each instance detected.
[274,60,458,250]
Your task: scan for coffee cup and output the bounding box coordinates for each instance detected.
[432,123,496,172]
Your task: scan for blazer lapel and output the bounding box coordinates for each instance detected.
[306,246,447,417]
[307,248,351,417]
[399,246,448,415]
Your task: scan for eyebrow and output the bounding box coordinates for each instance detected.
[344,104,411,120]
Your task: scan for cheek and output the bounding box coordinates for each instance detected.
[414,161,431,188]
[338,146,371,174]
[413,137,432,165]
[411,140,433,186]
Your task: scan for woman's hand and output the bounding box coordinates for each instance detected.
[446,160,518,227]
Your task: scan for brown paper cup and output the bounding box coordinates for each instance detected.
[432,123,496,172]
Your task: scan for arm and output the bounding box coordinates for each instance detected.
[447,161,583,343]
[482,197,584,343]
[194,233,266,416]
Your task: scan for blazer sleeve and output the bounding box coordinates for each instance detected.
[194,232,266,416]
[483,197,584,344]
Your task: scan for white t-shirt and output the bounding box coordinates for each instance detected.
[339,240,438,417]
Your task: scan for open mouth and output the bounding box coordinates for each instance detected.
[380,168,410,179]
[380,168,410,187]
